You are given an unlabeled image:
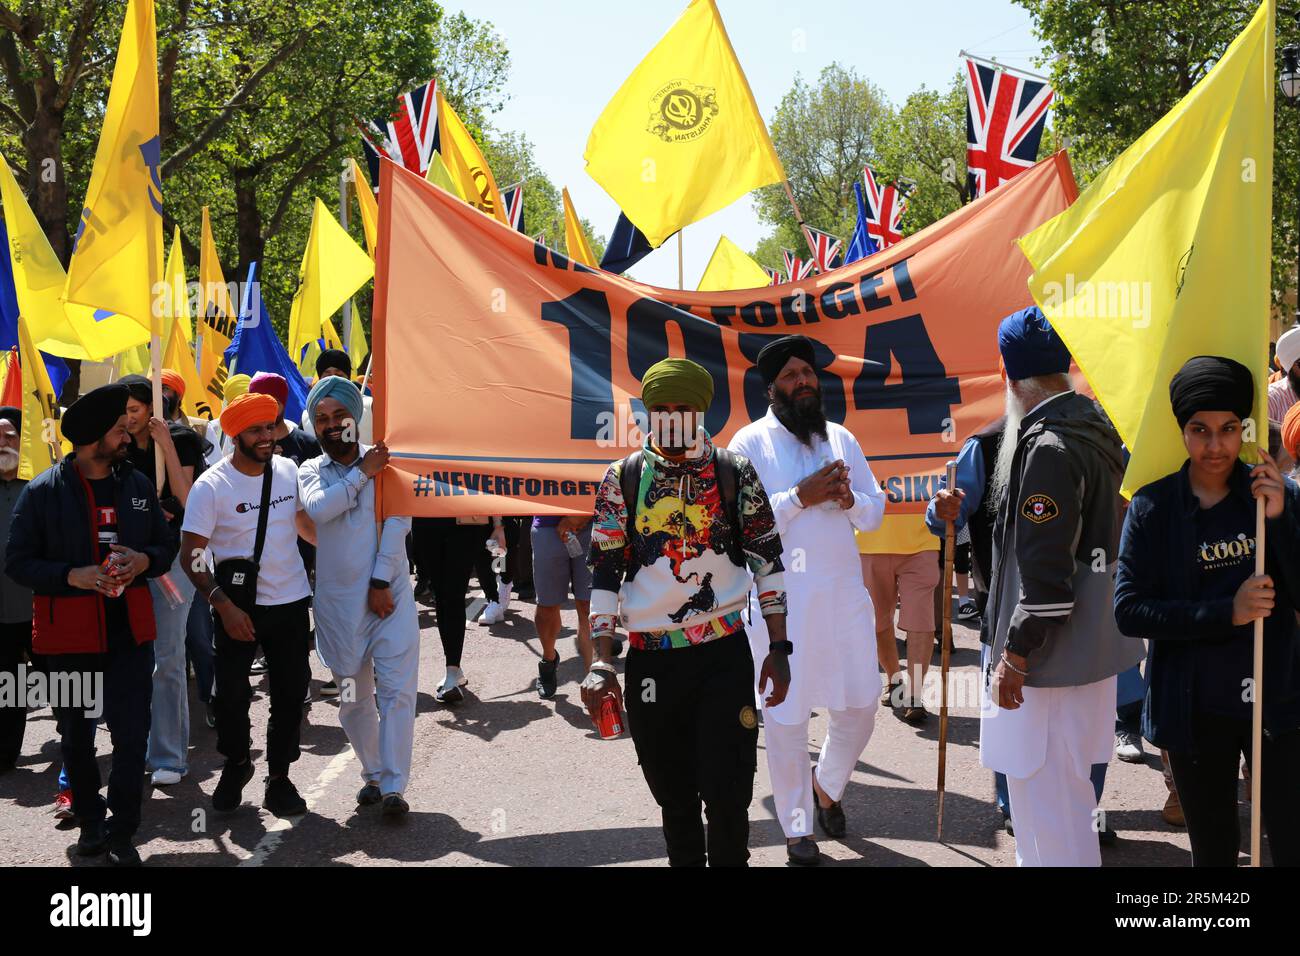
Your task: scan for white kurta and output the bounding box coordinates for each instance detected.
[729,409,887,724]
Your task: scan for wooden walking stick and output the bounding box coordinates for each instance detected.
[937,459,957,840]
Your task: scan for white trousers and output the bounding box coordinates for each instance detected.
[986,677,1115,867]
[762,704,877,839]
[331,636,419,796]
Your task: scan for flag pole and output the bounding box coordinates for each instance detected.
[937,459,957,840]
[1250,494,1265,865]
[677,229,684,290]
[340,162,353,355]
[780,179,820,261]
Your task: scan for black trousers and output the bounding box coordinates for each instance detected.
[0,619,33,765]
[213,597,310,776]
[624,630,758,867]
[413,519,482,667]
[52,638,154,840]
[1166,713,1300,867]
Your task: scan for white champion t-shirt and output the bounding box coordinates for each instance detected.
[181,455,311,606]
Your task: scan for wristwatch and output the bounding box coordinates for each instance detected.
[768,640,794,656]
[368,578,390,590]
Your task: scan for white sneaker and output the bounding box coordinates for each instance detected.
[497,578,513,609]
[434,667,467,704]
[150,769,184,786]
[478,601,505,625]
[1115,731,1145,763]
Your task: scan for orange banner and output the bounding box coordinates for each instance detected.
[374,153,1078,518]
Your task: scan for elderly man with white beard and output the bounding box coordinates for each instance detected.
[729,335,886,866]
[936,306,1141,866]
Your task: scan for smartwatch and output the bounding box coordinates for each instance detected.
[368,578,390,590]
[768,640,794,656]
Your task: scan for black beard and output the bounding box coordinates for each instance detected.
[772,383,828,446]
[1288,366,1300,397]
[320,431,356,461]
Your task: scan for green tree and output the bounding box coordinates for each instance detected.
[876,74,969,235]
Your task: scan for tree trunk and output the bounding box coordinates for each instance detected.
[233,166,265,276]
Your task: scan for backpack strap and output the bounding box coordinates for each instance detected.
[713,448,746,568]
[619,450,644,582]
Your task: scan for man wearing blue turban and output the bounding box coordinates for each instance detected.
[297,376,419,818]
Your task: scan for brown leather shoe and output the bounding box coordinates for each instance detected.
[1162,790,1185,828]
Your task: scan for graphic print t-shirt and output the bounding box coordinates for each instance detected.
[181,455,310,606]
[1192,494,1256,719]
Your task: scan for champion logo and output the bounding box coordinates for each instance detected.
[235,494,294,514]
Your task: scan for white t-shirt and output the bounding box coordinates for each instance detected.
[182,455,311,606]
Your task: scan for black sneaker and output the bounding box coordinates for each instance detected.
[76,820,108,857]
[106,839,142,867]
[204,701,217,729]
[537,653,559,699]
[357,782,382,806]
[381,793,410,819]
[319,680,340,698]
[212,759,255,812]
[263,777,308,817]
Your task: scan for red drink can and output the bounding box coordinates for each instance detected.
[99,555,125,598]
[595,691,624,739]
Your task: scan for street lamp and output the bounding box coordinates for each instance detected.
[1282,44,1300,322]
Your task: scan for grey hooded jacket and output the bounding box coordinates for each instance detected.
[986,391,1144,688]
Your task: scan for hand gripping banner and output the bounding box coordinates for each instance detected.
[373,153,1078,518]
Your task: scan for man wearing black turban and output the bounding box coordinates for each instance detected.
[5,382,175,866]
[1116,355,1300,867]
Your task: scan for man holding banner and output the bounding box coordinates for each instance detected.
[580,358,790,867]
[729,335,886,866]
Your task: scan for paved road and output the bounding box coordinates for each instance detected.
[0,587,1206,867]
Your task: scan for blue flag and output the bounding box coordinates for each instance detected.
[843,181,878,265]
[599,212,663,274]
[0,216,70,400]
[225,261,309,422]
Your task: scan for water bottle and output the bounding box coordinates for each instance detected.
[562,530,584,559]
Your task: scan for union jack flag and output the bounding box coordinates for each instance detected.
[359,79,440,186]
[964,59,1054,198]
[533,232,547,247]
[782,249,814,282]
[802,225,842,273]
[501,182,525,232]
[765,267,785,286]
[862,165,908,249]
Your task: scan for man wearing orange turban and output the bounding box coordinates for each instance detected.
[1281,402,1300,477]
[181,389,317,818]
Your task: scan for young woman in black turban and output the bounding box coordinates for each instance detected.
[1114,355,1300,866]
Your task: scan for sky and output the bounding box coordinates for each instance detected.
[456,0,1047,289]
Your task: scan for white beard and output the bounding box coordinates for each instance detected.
[0,448,17,472]
[989,384,1026,511]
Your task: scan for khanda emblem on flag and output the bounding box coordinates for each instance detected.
[1176,244,1194,298]
[139,136,163,215]
[647,80,718,142]
[469,166,497,217]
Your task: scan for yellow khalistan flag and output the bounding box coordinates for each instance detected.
[1018,0,1274,498]
[162,226,191,345]
[351,159,379,257]
[425,151,464,198]
[0,153,149,360]
[584,0,785,248]
[287,198,374,365]
[163,311,209,420]
[17,313,65,480]
[197,206,235,413]
[347,301,369,370]
[562,188,598,268]
[436,91,506,223]
[697,235,770,291]
[64,0,163,334]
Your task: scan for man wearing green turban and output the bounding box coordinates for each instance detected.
[580,357,792,867]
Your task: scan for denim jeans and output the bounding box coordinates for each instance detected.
[146,553,196,775]
[185,589,215,704]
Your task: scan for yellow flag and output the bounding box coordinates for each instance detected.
[197,207,234,414]
[63,0,163,333]
[436,91,506,223]
[584,0,785,248]
[115,343,152,377]
[0,154,150,361]
[562,188,598,268]
[17,314,64,480]
[425,151,464,198]
[349,304,369,370]
[287,198,375,365]
[1018,0,1274,498]
[163,310,212,420]
[697,235,771,291]
[351,159,379,258]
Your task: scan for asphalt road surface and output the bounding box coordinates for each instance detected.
[0,585,1220,867]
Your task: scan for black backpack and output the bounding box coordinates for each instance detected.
[618,448,746,582]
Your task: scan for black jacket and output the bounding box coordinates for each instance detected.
[1114,460,1300,754]
[5,454,176,654]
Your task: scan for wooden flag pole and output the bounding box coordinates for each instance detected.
[340,163,353,354]
[937,459,957,840]
[1250,495,1265,865]
[780,179,821,262]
